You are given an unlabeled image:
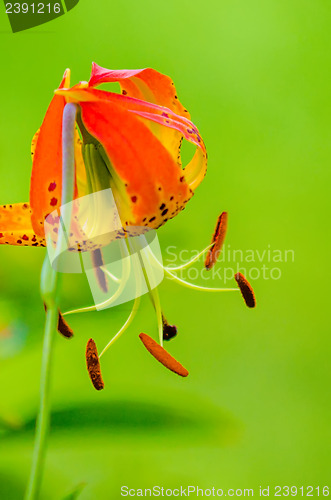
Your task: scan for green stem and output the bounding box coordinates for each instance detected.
[24,103,77,500]
[24,305,58,500]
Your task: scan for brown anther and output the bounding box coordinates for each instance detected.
[139,333,188,377]
[44,304,74,338]
[57,311,74,338]
[234,272,256,308]
[85,338,104,390]
[91,249,108,293]
[205,212,228,270]
[162,315,177,341]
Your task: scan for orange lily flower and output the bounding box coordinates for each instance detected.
[9,64,258,500]
[0,63,207,248]
[0,63,255,391]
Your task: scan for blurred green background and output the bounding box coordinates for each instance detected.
[0,0,330,498]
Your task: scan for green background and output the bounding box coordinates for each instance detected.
[0,0,330,498]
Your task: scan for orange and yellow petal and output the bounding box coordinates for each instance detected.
[29,69,80,237]
[88,63,188,117]
[0,203,45,246]
[79,99,192,228]
[74,127,87,197]
[55,86,207,195]
[87,64,207,183]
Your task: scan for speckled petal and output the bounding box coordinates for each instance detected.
[29,69,82,237]
[54,86,207,226]
[79,99,192,228]
[0,203,46,246]
[88,64,207,187]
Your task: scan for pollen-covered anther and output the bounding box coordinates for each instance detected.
[85,338,104,390]
[205,212,228,270]
[162,315,177,341]
[57,311,74,338]
[234,272,256,308]
[44,304,74,338]
[139,333,188,377]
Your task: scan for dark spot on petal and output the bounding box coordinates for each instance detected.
[22,235,29,241]
[48,182,57,192]
[149,216,156,222]
[17,240,22,244]
[50,198,58,207]
[161,208,168,216]
[170,196,174,201]
[180,176,185,182]
[159,203,166,210]
[131,196,137,203]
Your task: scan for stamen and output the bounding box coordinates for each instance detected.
[57,311,74,338]
[162,315,177,341]
[139,333,189,377]
[165,267,238,293]
[165,244,213,272]
[205,212,228,270]
[234,272,256,308]
[142,240,239,294]
[99,250,142,357]
[100,266,120,283]
[99,294,140,358]
[149,286,164,347]
[63,240,131,316]
[91,249,108,293]
[44,304,73,338]
[85,338,104,390]
[131,239,164,347]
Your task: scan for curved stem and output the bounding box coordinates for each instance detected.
[24,103,77,500]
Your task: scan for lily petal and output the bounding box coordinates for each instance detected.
[0,203,45,246]
[88,64,207,188]
[55,87,207,226]
[30,69,81,237]
[58,84,207,191]
[89,63,188,117]
[79,99,192,228]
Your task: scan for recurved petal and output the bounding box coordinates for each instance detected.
[0,203,46,246]
[88,64,207,187]
[88,63,189,118]
[55,86,207,198]
[78,99,193,229]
